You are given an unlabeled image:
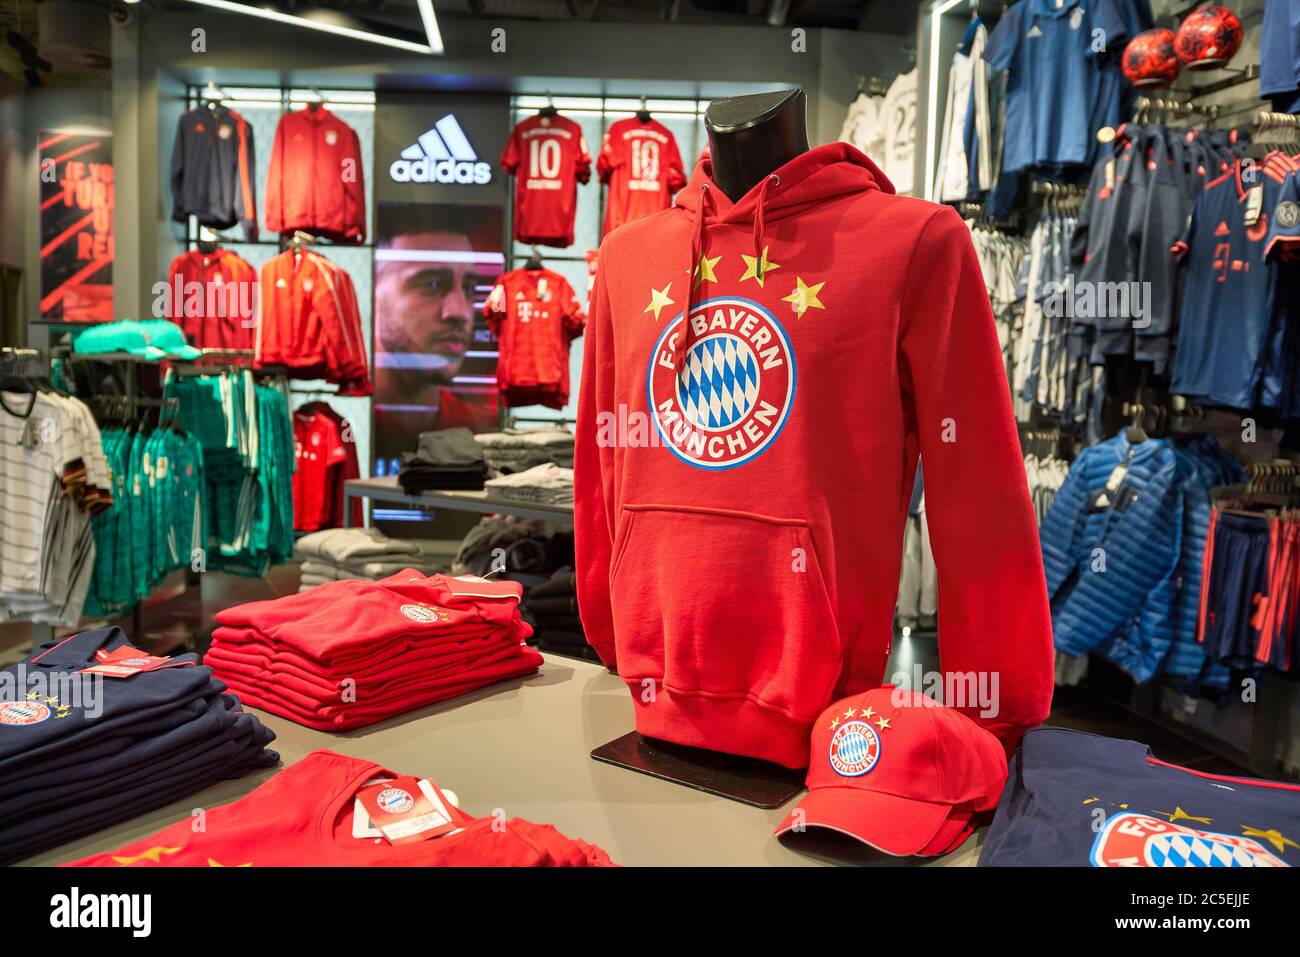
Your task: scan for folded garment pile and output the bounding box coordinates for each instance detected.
[0,627,278,865]
[484,463,574,506]
[524,572,598,662]
[295,527,459,592]
[69,749,615,866]
[474,427,574,474]
[454,518,574,577]
[207,572,543,730]
[398,428,488,493]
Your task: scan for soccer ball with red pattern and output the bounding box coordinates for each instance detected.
[1122,29,1181,88]
[1174,5,1243,70]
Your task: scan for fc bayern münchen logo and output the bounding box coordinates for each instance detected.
[828,720,881,777]
[646,296,795,470]
[0,701,52,726]
[376,787,415,815]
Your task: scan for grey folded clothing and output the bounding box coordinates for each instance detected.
[296,528,425,564]
[416,427,487,467]
[474,428,574,451]
[484,464,574,505]
[476,428,575,474]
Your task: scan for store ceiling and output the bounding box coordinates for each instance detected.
[0,0,920,90]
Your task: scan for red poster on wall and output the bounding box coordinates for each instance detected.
[39,130,114,323]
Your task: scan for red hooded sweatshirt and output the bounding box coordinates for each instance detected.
[574,143,1052,769]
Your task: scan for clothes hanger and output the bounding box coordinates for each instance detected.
[538,91,558,118]
[524,246,544,270]
[636,95,652,123]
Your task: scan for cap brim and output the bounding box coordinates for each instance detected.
[168,345,203,359]
[774,786,955,857]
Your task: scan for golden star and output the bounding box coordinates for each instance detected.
[692,253,722,290]
[1241,826,1300,853]
[843,708,858,720]
[875,717,891,731]
[1157,807,1213,825]
[44,696,57,704]
[208,858,253,867]
[1082,797,1100,805]
[862,706,876,719]
[54,711,71,718]
[829,717,840,730]
[24,691,38,700]
[643,283,676,321]
[739,246,781,287]
[112,846,181,866]
[782,277,826,317]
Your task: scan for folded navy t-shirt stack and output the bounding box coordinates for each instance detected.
[0,627,278,864]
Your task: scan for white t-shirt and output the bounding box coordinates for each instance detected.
[880,69,918,195]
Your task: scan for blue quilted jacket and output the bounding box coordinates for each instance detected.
[1040,433,1183,665]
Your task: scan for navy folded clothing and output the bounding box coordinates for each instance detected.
[0,626,277,864]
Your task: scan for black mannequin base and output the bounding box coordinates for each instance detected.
[591,731,805,808]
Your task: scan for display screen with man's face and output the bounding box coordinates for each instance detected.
[372,204,504,481]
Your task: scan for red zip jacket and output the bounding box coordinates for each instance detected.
[597,116,687,236]
[164,247,257,351]
[255,250,371,395]
[265,107,366,243]
[574,143,1052,768]
[484,266,585,409]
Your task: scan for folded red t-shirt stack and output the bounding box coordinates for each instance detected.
[207,572,543,729]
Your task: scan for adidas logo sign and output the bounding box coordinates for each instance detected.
[390,115,492,185]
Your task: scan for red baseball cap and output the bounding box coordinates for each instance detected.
[774,686,1008,856]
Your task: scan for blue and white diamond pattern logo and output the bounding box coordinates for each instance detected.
[676,334,761,431]
[1149,833,1266,867]
[647,296,795,470]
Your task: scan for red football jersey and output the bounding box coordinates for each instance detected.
[484,267,585,409]
[67,750,615,866]
[164,247,257,351]
[265,107,366,243]
[500,113,591,248]
[597,117,687,236]
[292,403,361,532]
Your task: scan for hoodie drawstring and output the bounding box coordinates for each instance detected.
[752,173,777,277]
[674,173,778,374]
[675,181,713,373]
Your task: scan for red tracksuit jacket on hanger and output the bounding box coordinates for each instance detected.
[574,142,1054,769]
[265,106,367,243]
[164,247,258,351]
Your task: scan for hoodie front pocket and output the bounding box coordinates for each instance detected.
[608,504,842,721]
